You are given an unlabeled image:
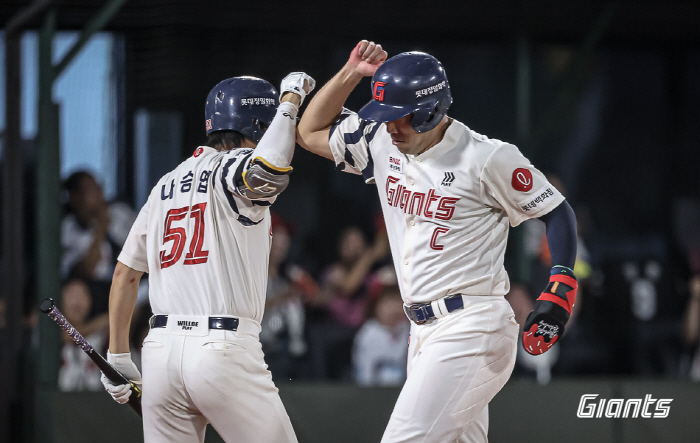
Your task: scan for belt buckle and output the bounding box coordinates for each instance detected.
[404,303,435,325]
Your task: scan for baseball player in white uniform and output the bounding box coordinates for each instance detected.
[100,72,315,443]
[298,41,579,442]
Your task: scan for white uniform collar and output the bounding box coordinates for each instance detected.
[408,119,462,162]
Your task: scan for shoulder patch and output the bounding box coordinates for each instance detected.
[511,168,533,192]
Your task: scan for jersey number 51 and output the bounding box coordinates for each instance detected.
[160,203,210,269]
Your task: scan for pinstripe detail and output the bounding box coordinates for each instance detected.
[233,152,253,191]
[221,157,240,214]
[343,119,371,145]
[329,111,352,139]
[364,121,380,144]
[220,150,264,226]
[361,146,375,181]
[344,147,356,168]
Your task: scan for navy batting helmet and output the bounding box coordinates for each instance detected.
[205,76,279,143]
[358,52,452,133]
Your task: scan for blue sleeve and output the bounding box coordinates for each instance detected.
[539,201,577,270]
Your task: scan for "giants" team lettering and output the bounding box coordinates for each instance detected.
[386,176,458,220]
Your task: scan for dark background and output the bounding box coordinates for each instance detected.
[2,0,698,268]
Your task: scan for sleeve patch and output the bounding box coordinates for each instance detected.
[512,168,533,192]
[517,184,556,213]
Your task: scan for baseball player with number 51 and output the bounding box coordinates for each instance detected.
[101,71,314,443]
[298,40,578,442]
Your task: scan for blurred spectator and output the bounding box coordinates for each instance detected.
[307,224,390,380]
[61,171,137,316]
[352,286,409,387]
[675,197,700,380]
[260,213,317,380]
[58,279,109,391]
[601,251,687,376]
[685,275,700,381]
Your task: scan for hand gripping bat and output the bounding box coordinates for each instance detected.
[40,298,142,417]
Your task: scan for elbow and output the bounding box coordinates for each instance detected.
[112,262,143,288]
[296,122,315,150]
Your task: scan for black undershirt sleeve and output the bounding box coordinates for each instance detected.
[539,200,577,270]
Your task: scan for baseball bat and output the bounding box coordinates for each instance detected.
[40,298,142,417]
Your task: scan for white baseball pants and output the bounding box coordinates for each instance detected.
[381,296,519,443]
[140,316,297,443]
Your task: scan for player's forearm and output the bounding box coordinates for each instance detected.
[297,64,362,150]
[108,261,142,353]
[539,201,577,269]
[252,101,299,169]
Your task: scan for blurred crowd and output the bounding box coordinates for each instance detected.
[36,170,700,391]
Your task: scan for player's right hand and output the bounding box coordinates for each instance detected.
[348,40,387,77]
[280,72,316,106]
[100,351,142,404]
[521,266,578,355]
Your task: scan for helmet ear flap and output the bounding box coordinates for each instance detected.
[411,102,442,133]
[411,96,452,133]
[410,108,431,132]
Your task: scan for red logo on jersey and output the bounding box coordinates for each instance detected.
[193,147,204,157]
[373,81,387,101]
[511,168,533,192]
[205,119,212,131]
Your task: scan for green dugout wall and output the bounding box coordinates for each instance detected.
[52,379,699,443]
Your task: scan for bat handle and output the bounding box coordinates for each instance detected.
[41,298,93,353]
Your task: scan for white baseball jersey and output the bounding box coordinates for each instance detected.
[120,99,301,443]
[329,109,565,305]
[118,145,274,321]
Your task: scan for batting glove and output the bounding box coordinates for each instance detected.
[279,72,316,106]
[522,266,578,355]
[100,351,142,404]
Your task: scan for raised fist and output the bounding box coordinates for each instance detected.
[348,40,388,77]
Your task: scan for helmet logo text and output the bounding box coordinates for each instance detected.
[415,80,446,98]
[240,97,276,106]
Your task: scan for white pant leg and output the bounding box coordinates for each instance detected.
[184,322,298,443]
[382,298,518,443]
[455,405,488,443]
[141,330,208,443]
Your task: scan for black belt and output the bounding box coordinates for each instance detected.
[149,315,240,331]
[403,295,464,325]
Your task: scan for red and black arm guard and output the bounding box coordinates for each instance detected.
[522,266,578,355]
